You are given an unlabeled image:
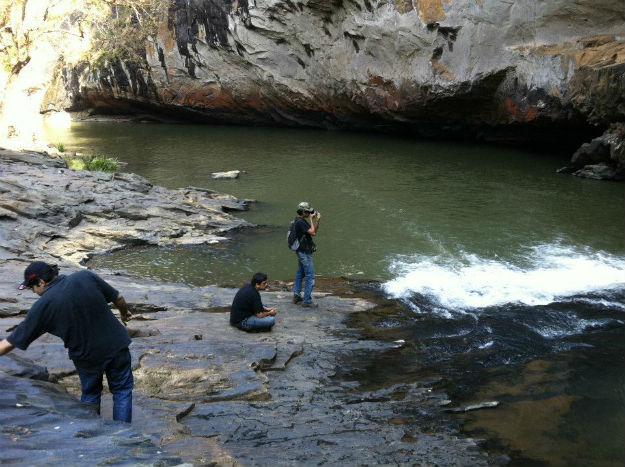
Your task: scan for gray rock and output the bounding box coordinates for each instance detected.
[210,170,241,179]
[571,138,611,168]
[575,163,623,180]
[567,123,625,180]
[0,148,251,265]
[0,265,491,466]
[445,401,500,413]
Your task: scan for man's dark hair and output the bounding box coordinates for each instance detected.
[251,272,268,286]
[41,264,59,283]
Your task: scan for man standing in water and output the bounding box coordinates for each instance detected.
[0,261,134,423]
[291,201,321,308]
[230,272,277,331]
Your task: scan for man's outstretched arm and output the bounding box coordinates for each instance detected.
[113,294,132,324]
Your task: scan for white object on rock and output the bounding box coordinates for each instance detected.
[211,170,241,179]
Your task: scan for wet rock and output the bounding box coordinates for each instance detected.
[210,170,241,179]
[0,354,49,381]
[567,123,625,180]
[0,370,184,466]
[182,186,251,211]
[571,138,611,168]
[445,401,500,413]
[0,265,491,466]
[574,163,623,181]
[492,454,512,466]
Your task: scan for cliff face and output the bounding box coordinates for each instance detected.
[42,1,625,162]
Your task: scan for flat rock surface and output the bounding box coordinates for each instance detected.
[0,149,490,466]
[0,148,250,265]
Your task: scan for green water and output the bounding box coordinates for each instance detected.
[45,121,624,286]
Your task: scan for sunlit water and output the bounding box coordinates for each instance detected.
[46,121,625,465]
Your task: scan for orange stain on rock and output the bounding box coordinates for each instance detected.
[416,0,450,24]
[395,0,414,14]
[512,35,624,73]
[162,84,274,112]
[364,75,404,112]
[504,97,539,122]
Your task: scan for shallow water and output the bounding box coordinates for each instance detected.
[45,121,625,465]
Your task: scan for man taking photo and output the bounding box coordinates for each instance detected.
[291,201,321,308]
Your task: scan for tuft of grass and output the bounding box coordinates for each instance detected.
[64,155,119,173]
[56,143,66,153]
[67,157,87,170]
[87,156,119,172]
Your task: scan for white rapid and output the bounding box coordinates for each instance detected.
[383,244,625,311]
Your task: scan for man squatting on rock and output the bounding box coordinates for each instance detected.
[0,262,134,423]
[230,272,277,331]
[292,201,321,307]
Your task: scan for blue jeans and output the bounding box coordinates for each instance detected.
[294,251,315,303]
[75,348,134,423]
[237,315,275,331]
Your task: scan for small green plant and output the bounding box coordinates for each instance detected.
[67,157,86,170]
[87,156,119,172]
[56,143,66,152]
[64,155,119,172]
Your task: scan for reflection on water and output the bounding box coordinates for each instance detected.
[461,329,625,467]
[45,121,625,466]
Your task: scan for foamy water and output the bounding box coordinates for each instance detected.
[383,244,625,310]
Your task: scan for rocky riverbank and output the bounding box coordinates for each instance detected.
[0,149,494,466]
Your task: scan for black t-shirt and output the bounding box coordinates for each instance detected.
[230,283,263,325]
[294,217,315,254]
[8,270,131,368]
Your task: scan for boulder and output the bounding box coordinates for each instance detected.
[211,170,241,179]
[567,123,625,180]
[604,122,625,167]
[574,163,623,181]
[571,138,611,168]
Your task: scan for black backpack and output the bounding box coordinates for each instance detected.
[287,219,301,250]
[287,218,317,253]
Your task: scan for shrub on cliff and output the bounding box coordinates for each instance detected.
[87,0,168,68]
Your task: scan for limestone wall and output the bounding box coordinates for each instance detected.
[53,1,623,134]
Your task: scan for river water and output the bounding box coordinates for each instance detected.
[46,121,624,466]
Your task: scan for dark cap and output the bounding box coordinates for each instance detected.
[19,261,56,290]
